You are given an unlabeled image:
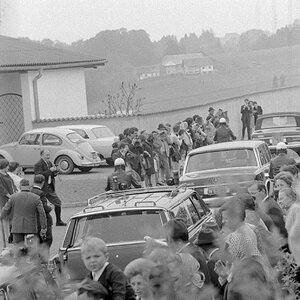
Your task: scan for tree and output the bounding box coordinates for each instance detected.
[101,82,145,116]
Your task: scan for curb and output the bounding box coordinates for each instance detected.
[62,201,87,208]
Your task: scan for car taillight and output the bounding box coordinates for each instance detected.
[92,152,97,159]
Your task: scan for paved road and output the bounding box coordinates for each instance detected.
[0,166,114,258]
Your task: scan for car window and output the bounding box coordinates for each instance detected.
[91,126,114,138]
[67,132,84,144]
[260,116,297,129]
[186,149,257,173]
[71,129,89,139]
[257,145,268,166]
[19,133,40,145]
[264,144,272,162]
[0,290,5,300]
[72,210,165,246]
[171,202,193,227]
[42,134,62,146]
[189,195,207,219]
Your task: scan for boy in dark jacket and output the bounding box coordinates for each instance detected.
[81,237,135,300]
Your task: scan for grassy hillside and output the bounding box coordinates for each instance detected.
[87,45,300,115]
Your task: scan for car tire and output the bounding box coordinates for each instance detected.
[55,156,74,174]
[78,167,93,173]
[106,158,114,167]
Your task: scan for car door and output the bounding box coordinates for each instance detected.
[15,133,41,167]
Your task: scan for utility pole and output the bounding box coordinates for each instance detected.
[271,0,278,33]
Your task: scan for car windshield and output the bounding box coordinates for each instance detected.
[91,127,114,138]
[67,133,84,144]
[72,210,165,246]
[186,149,257,172]
[260,116,297,129]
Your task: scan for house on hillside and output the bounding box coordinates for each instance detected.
[162,53,204,75]
[136,64,161,80]
[183,57,214,75]
[0,35,107,145]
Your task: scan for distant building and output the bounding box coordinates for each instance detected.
[183,57,214,75]
[136,64,161,80]
[162,53,204,75]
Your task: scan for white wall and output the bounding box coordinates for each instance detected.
[28,68,88,119]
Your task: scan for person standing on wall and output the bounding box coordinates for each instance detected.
[34,149,66,226]
[240,98,252,140]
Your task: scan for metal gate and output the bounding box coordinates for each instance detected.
[0,93,25,146]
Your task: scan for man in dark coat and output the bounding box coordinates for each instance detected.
[269,142,296,179]
[34,149,66,226]
[31,174,53,251]
[253,101,263,126]
[248,181,287,238]
[105,158,141,191]
[214,118,236,143]
[240,98,252,140]
[0,179,47,246]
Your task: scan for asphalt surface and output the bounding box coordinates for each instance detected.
[0,165,114,258]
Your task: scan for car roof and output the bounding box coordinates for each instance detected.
[25,127,77,135]
[58,124,107,129]
[72,185,197,218]
[188,140,265,155]
[258,112,300,118]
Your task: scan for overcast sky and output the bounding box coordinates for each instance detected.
[1,0,300,43]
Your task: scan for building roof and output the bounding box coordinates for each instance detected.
[183,57,214,67]
[0,35,107,72]
[162,53,204,66]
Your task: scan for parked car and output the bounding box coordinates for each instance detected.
[53,185,214,281]
[0,127,101,174]
[0,264,59,300]
[58,125,119,166]
[180,140,272,208]
[252,112,300,156]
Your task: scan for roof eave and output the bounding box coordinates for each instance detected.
[0,60,108,73]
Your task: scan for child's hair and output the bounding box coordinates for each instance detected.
[81,237,108,256]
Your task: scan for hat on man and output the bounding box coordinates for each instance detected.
[219,118,226,124]
[208,107,215,112]
[114,158,125,166]
[195,223,218,246]
[157,123,167,131]
[276,142,287,150]
[20,179,31,191]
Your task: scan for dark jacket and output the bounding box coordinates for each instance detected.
[0,173,16,208]
[259,196,287,238]
[0,191,46,234]
[240,104,252,123]
[214,125,236,143]
[34,159,58,192]
[269,153,296,179]
[105,169,141,191]
[86,263,135,300]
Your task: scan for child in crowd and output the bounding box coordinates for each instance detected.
[80,237,135,300]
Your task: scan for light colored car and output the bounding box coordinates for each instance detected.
[180,140,272,208]
[58,124,118,166]
[0,127,101,174]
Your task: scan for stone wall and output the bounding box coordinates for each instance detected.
[33,85,300,139]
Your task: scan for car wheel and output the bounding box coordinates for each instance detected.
[106,158,114,167]
[55,156,74,174]
[78,167,93,173]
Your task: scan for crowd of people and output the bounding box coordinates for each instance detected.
[109,108,238,190]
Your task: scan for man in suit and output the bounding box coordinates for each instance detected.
[240,98,252,140]
[253,101,263,126]
[31,174,53,260]
[34,149,66,226]
[0,179,47,246]
[248,181,287,239]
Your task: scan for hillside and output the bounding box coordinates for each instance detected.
[87,45,300,114]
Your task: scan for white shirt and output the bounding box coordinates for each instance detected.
[92,262,109,281]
